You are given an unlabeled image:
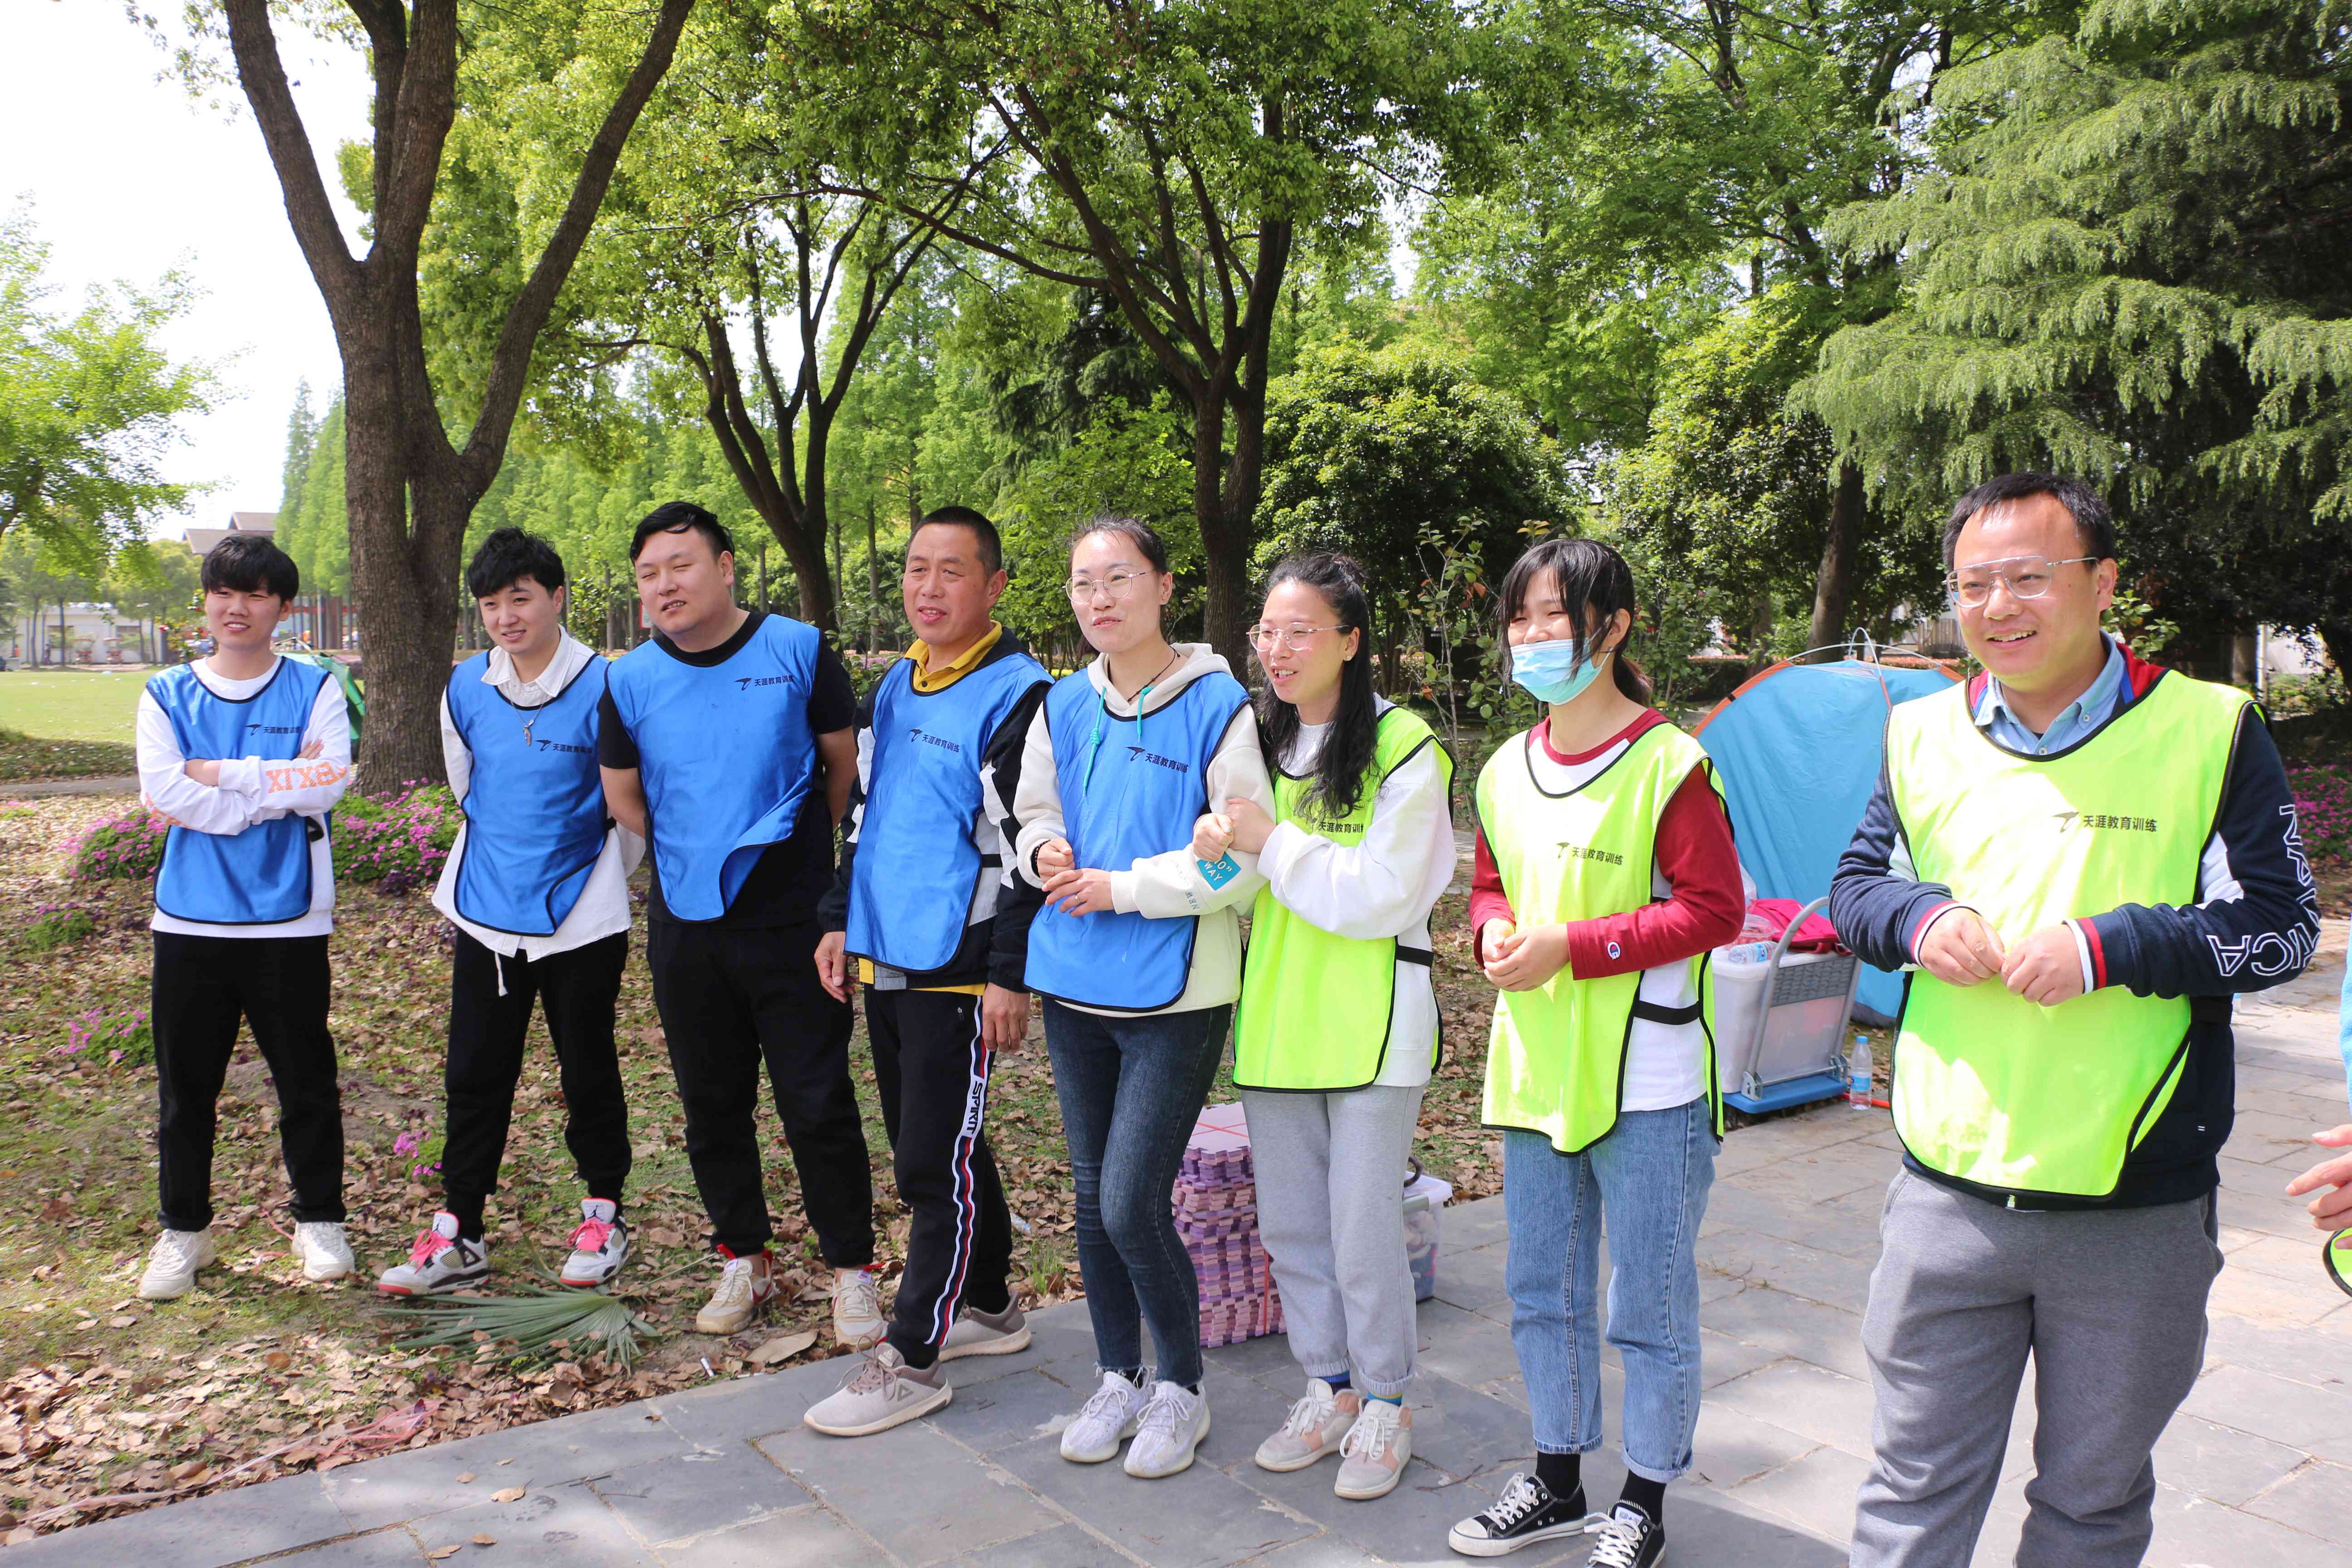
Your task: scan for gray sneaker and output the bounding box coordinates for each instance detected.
[940,1300,1031,1361]
[802,1343,951,1437]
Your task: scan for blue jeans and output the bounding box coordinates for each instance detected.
[1043,999,1230,1388]
[1503,1096,1716,1481]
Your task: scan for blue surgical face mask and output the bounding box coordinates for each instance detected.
[1510,637,1603,704]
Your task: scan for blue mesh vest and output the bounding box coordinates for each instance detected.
[604,615,821,921]
[151,658,333,926]
[1023,668,1250,1011]
[845,647,1049,974]
[444,654,612,936]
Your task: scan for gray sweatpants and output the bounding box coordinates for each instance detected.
[1242,1084,1426,1399]
[1850,1169,2223,1568]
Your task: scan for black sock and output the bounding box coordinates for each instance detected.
[1619,1474,1666,1522]
[1107,1367,1147,1388]
[890,1333,938,1371]
[1535,1451,1581,1501]
[1183,1382,1201,1395]
[445,1200,485,1244]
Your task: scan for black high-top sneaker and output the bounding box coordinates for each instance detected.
[1448,1472,1593,1557]
[1585,1500,1665,1568]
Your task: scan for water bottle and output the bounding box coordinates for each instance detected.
[1848,1035,1873,1108]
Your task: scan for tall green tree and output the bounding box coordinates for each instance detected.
[1805,0,2352,670]
[174,0,698,785]
[797,0,1494,664]
[0,211,218,566]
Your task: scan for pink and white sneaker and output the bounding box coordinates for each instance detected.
[559,1198,630,1288]
[376,1212,491,1296]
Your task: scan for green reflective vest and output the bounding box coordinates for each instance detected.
[1888,670,2251,1199]
[1476,720,1725,1153]
[1233,706,1454,1091]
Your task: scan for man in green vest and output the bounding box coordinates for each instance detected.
[1830,473,2322,1568]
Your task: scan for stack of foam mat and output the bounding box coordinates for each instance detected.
[1177,1102,1284,1348]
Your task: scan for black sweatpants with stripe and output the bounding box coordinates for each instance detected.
[866,987,1014,1367]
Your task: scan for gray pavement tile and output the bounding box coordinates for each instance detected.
[928,1365,1091,1455]
[1392,1371,1541,1480]
[1700,1284,1873,1383]
[1228,1452,1495,1563]
[2177,1362,2352,1456]
[1413,1299,1523,1390]
[1708,1358,1878,1460]
[2202,1312,2352,1390]
[1649,1489,1851,1567]
[406,1482,659,1565]
[1194,1364,1313,1470]
[1695,1229,1872,1315]
[992,1433,1317,1567]
[2214,1182,2324,1242]
[1724,1441,1870,1546]
[1244,1535,1384,1566]
[940,1520,1141,1566]
[322,1400,696,1533]
[590,1440,814,1547]
[1445,1201,1510,1252]
[640,1365,827,1449]
[271,1527,432,1565]
[0,1471,355,1566]
[1698,1271,1749,1307]
[2242,1458,2352,1546]
[1719,1149,1893,1208]
[1431,1241,1511,1314]
[1687,1403,1826,1492]
[2205,1260,2344,1329]
[2147,1480,2352,1568]
[2218,1231,2342,1284]
[1205,1324,1317,1383]
[1968,1505,2026,1567]
[755,1418,1057,1567]
[1699,1327,1787,1391]
[1470,1372,1530,1416]
[651,1503,865,1568]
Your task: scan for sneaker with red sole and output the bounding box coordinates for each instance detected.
[376,1212,491,1296]
[559,1198,630,1288]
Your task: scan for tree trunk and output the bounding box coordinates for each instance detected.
[1192,397,1254,670]
[1806,460,1867,661]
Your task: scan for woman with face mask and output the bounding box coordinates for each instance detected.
[1445,539,1744,1568]
[1192,554,1455,1504]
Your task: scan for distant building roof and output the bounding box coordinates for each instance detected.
[183,511,279,556]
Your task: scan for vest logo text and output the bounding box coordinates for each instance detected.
[2052,810,2159,833]
[1126,747,1190,774]
[735,674,796,691]
[1557,843,1625,866]
[909,727,963,755]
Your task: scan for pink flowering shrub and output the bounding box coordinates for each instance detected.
[2290,765,2349,867]
[70,809,170,881]
[55,1006,154,1068]
[335,782,461,892]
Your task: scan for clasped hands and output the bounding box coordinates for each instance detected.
[1190,797,1274,861]
[1917,908,2084,1006]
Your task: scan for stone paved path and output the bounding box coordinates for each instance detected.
[13,960,2349,1567]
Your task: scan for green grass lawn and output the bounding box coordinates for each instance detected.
[0,669,150,743]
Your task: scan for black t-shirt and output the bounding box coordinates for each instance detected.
[597,611,858,928]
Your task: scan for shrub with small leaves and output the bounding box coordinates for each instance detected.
[71,808,170,881]
[55,1007,155,1068]
[335,782,461,888]
[2289,765,2349,868]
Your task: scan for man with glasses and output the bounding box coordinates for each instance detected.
[1829,472,2321,1568]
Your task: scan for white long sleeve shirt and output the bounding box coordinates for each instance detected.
[1259,707,1458,1087]
[1011,645,1275,1016]
[137,657,353,939]
[431,632,643,960]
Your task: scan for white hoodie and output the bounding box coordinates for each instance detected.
[1012,643,1275,1016]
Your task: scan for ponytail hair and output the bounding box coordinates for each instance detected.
[1254,553,1379,819]
[1494,537,1652,705]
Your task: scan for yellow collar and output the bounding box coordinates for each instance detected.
[907,622,1004,694]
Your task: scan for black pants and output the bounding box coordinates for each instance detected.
[867,988,1014,1365]
[152,932,343,1231]
[647,918,873,1265]
[441,929,632,1235]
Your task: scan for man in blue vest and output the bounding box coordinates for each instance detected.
[135,532,354,1300]
[1832,473,2322,1567]
[378,528,641,1297]
[803,506,1051,1436]
[599,502,878,1343]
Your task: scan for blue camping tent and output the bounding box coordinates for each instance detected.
[1693,656,1958,1023]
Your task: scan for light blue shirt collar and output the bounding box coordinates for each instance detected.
[1973,634,2129,756]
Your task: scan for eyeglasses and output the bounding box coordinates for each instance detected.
[1946,555,2098,608]
[1065,571,1152,603]
[1248,624,1352,653]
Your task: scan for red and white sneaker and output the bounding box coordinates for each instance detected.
[559,1198,630,1288]
[376,1212,491,1296]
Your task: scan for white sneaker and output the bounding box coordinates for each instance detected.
[376,1212,491,1296]
[833,1266,885,1348]
[1059,1370,1151,1463]
[1254,1378,1356,1471]
[137,1228,217,1301]
[1334,1396,1411,1500]
[294,1221,354,1282]
[559,1199,629,1288]
[939,1300,1031,1361]
[1123,1381,1210,1479]
[694,1250,776,1335]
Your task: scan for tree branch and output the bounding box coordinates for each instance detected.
[222,0,362,323]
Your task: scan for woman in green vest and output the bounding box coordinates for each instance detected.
[1192,553,1456,1504]
[1445,539,1744,1567]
